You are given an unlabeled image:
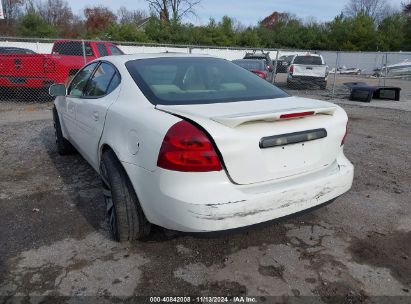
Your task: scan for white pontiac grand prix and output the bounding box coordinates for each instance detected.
[50,53,354,241]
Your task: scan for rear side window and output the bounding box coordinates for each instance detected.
[293,56,323,65]
[83,62,120,97]
[126,57,288,106]
[109,45,124,55]
[53,42,94,56]
[97,44,109,57]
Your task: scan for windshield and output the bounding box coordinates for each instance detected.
[126,57,288,105]
[293,56,323,65]
[232,60,265,71]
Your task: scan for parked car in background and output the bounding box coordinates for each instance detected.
[50,54,353,242]
[232,59,273,81]
[0,40,123,98]
[287,53,328,89]
[0,47,37,54]
[274,55,295,73]
[243,51,274,82]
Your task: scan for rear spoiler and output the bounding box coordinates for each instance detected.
[210,106,336,128]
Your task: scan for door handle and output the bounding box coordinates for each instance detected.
[92,112,99,121]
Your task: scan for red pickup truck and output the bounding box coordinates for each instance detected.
[0,40,123,97]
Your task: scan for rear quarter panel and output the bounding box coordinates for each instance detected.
[98,68,180,172]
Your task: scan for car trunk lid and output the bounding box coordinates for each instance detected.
[156,96,347,185]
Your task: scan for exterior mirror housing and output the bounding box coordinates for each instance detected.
[49,84,66,97]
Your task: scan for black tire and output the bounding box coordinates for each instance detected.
[100,150,151,242]
[53,106,75,155]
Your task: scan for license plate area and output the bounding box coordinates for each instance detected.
[10,77,27,84]
[260,128,327,149]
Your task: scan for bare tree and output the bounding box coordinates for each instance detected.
[1,0,24,25]
[145,0,200,21]
[118,6,148,25]
[169,0,201,20]
[146,0,169,21]
[36,0,73,27]
[403,1,411,17]
[343,0,391,20]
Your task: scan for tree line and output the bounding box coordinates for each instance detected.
[0,0,410,51]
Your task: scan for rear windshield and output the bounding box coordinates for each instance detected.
[126,57,288,105]
[232,60,265,71]
[293,56,323,65]
[52,42,93,56]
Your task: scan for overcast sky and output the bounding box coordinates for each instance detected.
[69,0,406,25]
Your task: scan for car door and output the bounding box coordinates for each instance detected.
[74,62,121,170]
[62,62,99,142]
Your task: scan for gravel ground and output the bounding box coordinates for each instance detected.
[0,100,410,303]
[274,73,411,102]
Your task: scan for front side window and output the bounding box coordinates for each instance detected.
[126,57,288,105]
[83,63,120,97]
[67,63,98,97]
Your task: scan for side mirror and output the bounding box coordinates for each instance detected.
[49,84,66,97]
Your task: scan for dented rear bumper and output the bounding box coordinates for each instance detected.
[123,152,353,232]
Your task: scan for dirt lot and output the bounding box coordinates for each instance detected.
[0,100,410,303]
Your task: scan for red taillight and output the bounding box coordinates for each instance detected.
[289,65,294,74]
[251,70,266,79]
[157,121,222,172]
[43,57,55,73]
[280,111,315,119]
[341,124,348,146]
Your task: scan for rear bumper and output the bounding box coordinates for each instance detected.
[123,152,354,232]
[288,75,327,84]
[0,77,54,88]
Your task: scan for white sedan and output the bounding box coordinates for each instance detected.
[50,53,354,242]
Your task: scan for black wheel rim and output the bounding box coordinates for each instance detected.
[101,164,119,241]
[53,122,58,144]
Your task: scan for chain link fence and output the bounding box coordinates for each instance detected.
[0,36,410,105]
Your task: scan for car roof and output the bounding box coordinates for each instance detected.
[295,53,322,57]
[245,54,269,58]
[53,40,116,44]
[99,53,213,65]
[233,59,264,62]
